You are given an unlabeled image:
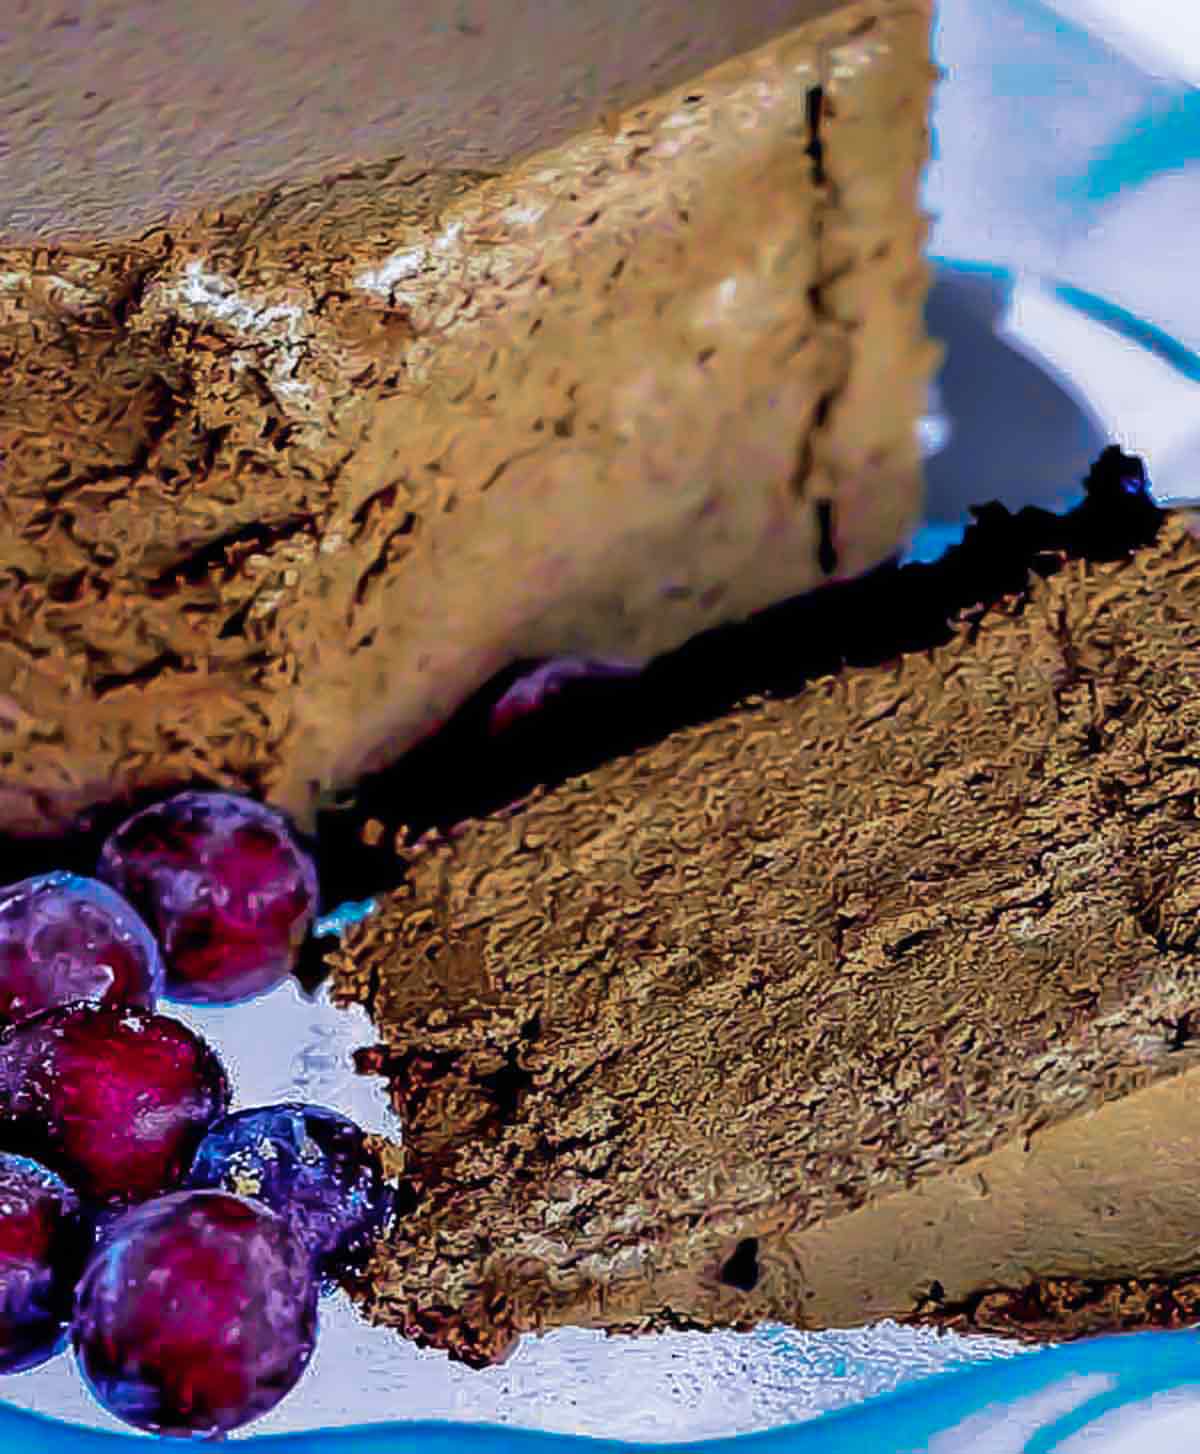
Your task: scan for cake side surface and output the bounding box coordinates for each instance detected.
[0,0,937,839]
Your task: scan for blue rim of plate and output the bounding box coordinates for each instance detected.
[928,254,1200,385]
[2,1329,1200,1450]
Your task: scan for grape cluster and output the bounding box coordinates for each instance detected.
[0,792,396,1436]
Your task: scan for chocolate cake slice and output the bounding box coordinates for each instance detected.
[326,483,1200,1368]
[0,0,939,840]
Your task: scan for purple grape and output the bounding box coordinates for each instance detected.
[0,872,163,1028]
[97,791,319,1005]
[0,1152,89,1372]
[185,1103,395,1278]
[0,1003,230,1207]
[488,655,643,734]
[72,1190,317,1436]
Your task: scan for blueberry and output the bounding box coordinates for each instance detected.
[0,1003,230,1207]
[0,872,163,1028]
[97,791,319,1005]
[186,1103,395,1279]
[0,1152,89,1372]
[72,1189,317,1436]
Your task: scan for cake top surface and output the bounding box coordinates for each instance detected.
[3,0,860,242]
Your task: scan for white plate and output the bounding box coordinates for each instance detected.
[2,1,1199,1449]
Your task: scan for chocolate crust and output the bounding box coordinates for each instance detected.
[325,490,1200,1368]
[0,0,938,842]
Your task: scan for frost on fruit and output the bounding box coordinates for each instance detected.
[0,1151,89,1373]
[185,1102,394,1276]
[98,791,319,1006]
[0,1004,230,1206]
[72,1190,317,1437]
[0,872,163,1026]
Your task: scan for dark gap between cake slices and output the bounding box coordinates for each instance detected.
[302,447,1164,928]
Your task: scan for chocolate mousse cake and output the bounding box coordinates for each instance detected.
[0,0,940,841]
[325,471,1200,1367]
